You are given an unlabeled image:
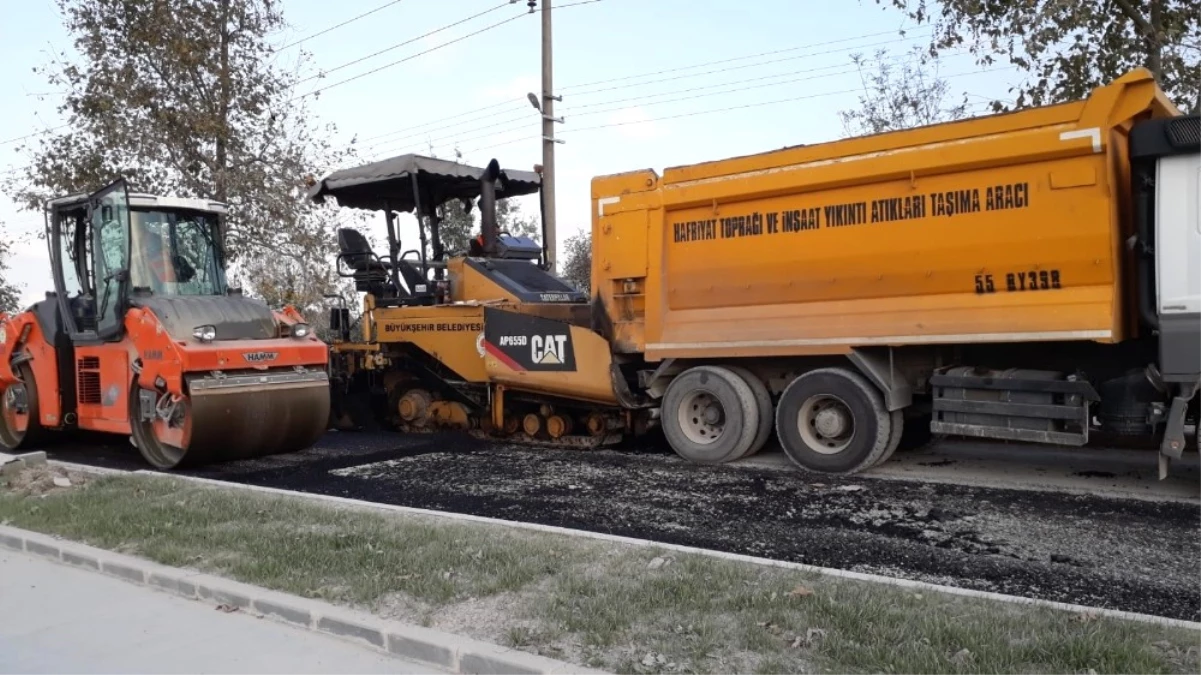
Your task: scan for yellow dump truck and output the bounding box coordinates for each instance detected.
[313,68,1198,477]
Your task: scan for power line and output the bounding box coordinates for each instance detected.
[560,28,912,92]
[353,3,605,146]
[365,111,532,158]
[456,63,1018,155]
[367,49,973,159]
[296,2,512,86]
[0,125,68,146]
[462,133,540,156]
[570,51,981,120]
[372,63,877,158]
[368,114,537,160]
[566,31,933,99]
[560,65,1020,135]
[293,8,528,100]
[563,50,969,115]
[276,0,408,52]
[357,98,525,145]
[357,28,935,152]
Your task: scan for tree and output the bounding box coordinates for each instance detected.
[5,0,357,318]
[424,147,543,260]
[0,234,24,315]
[873,0,1200,112]
[839,46,970,136]
[559,230,592,294]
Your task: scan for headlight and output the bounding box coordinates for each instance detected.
[193,325,216,342]
[291,322,311,339]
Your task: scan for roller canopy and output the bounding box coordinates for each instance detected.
[305,153,542,213]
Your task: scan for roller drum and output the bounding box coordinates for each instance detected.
[136,368,330,469]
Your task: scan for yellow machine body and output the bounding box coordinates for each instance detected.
[316,71,1198,477]
[588,68,1180,360]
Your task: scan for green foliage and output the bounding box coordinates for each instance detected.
[839,46,971,136]
[0,236,23,315]
[427,147,543,260]
[559,230,592,294]
[874,0,1200,112]
[6,0,358,315]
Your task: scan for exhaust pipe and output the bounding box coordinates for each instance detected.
[480,158,501,256]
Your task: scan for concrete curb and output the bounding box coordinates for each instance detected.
[0,524,607,675]
[49,459,1201,631]
[0,451,47,476]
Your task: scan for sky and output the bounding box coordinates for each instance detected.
[0,0,1023,308]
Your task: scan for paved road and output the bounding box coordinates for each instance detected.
[40,430,1201,622]
[0,550,440,674]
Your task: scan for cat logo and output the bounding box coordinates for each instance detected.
[531,335,568,365]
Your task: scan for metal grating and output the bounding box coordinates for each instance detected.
[1167,117,1200,148]
[77,356,101,405]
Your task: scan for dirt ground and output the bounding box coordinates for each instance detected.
[2,463,91,496]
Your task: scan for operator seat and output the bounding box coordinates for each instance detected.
[337,228,401,298]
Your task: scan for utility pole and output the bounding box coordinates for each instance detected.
[535,0,563,271]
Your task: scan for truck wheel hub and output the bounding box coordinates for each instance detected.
[702,403,723,425]
[678,391,726,445]
[814,407,849,437]
[798,394,855,455]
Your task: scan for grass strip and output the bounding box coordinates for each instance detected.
[2,467,1197,674]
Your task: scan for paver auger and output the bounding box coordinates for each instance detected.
[0,179,331,469]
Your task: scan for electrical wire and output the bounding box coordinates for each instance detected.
[366,49,974,158]
[0,125,68,146]
[275,0,408,52]
[562,49,971,115]
[358,28,935,151]
[560,28,911,92]
[352,2,606,146]
[357,99,525,144]
[566,31,933,99]
[568,51,980,120]
[292,9,528,100]
[454,64,1018,156]
[560,65,1019,135]
[295,2,511,86]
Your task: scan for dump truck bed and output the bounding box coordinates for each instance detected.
[589,68,1182,360]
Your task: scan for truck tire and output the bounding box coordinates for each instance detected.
[661,365,759,465]
[774,367,892,475]
[871,410,905,469]
[726,365,773,459]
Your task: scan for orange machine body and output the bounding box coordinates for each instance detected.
[0,303,326,438]
[0,184,331,469]
[588,68,1181,361]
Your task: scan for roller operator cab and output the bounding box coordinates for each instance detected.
[0,179,330,469]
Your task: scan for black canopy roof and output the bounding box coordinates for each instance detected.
[305,153,542,213]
